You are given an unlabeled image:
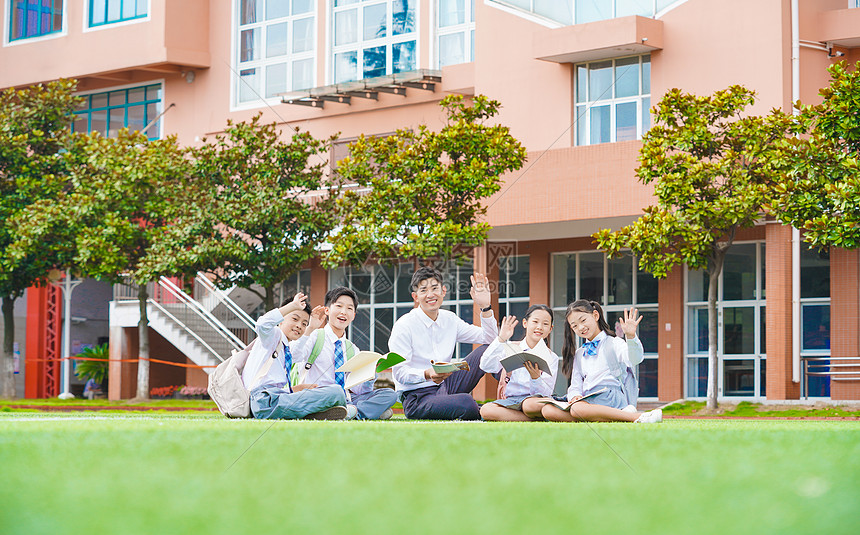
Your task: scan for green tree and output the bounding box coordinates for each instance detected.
[184,114,339,310]
[770,61,860,248]
[11,129,197,400]
[0,80,80,399]
[322,94,527,268]
[594,86,794,409]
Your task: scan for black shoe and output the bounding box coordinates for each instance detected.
[303,406,348,420]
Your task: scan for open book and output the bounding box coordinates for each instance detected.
[430,359,469,374]
[335,351,405,390]
[537,387,608,411]
[500,342,552,375]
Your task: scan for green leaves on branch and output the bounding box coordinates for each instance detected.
[595,85,794,277]
[769,61,860,249]
[178,113,339,309]
[322,94,527,268]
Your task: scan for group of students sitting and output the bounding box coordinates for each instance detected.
[241,266,663,423]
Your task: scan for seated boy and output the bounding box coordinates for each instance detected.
[389,267,498,420]
[242,293,348,420]
[292,287,397,420]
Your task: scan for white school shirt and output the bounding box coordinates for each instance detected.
[290,324,371,396]
[389,307,499,392]
[567,331,644,399]
[241,308,291,391]
[480,337,559,398]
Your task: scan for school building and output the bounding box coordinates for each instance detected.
[2,0,859,403]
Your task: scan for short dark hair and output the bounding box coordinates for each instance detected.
[279,297,312,316]
[411,266,445,291]
[325,286,358,308]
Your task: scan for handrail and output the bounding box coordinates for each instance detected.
[195,273,256,330]
[147,299,225,363]
[157,277,245,350]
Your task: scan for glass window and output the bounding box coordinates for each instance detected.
[800,246,829,298]
[236,0,316,105]
[579,252,603,302]
[10,0,63,40]
[333,0,418,83]
[607,253,633,305]
[493,1,671,26]
[72,84,162,139]
[575,56,651,146]
[686,357,708,398]
[89,0,147,27]
[802,305,830,351]
[436,0,474,67]
[723,359,754,396]
[723,243,757,301]
[685,242,766,399]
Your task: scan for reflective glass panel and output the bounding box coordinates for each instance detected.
[335,8,358,45]
[392,0,415,35]
[590,105,610,144]
[439,33,465,67]
[265,62,287,97]
[616,101,637,142]
[266,22,288,57]
[579,252,604,303]
[723,307,755,354]
[438,0,464,27]
[801,246,829,298]
[393,40,416,72]
[363,3,386,40]
[607,253,633,305]
[723,243,756,301]
[639,358,658,398]
[723,359,754,396]
[267,0,289,19]
[292,17,313,52]
[802,304,830,351]
[374,308,393,353]
[615,57,639,98]
[588,61,613,101]
[363,45,387,78]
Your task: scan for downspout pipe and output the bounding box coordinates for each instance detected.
[791,0,801,386]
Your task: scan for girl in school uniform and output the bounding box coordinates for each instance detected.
[479,304,559,421]
[541,299,662,424]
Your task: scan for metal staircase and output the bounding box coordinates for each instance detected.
[112,274,259,372]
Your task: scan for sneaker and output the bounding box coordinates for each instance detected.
[635,408,663,424]
[304,406,347,420]
[346,404,359,420]
[622,405,637,413]
[379,408,394,420]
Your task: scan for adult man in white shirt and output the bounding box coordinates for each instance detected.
[389,266,498,420]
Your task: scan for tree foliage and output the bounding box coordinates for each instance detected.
[179,114,338,310]
[769,61,860,248]
[0,79,80,398]
[322,94,527,268]
[10,128,197,399]
[594,86,794,408]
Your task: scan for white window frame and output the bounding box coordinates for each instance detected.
[684,241,767,402]
[330,0,420,84]
[574,54,651,146]
[233,0,317,108]
[434,0,475,68]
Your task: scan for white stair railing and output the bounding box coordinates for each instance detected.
[194,273,256,334]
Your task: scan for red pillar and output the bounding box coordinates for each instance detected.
[25,285,62,398]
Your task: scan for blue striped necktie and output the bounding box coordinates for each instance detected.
[283,343,293,391]
[334,340,345,389]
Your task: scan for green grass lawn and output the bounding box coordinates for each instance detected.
[1,414,858,535]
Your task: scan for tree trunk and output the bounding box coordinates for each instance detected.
[706,252,726,410]
[135,284,150,399]
[0,296,16,399]
[264,285,275,311]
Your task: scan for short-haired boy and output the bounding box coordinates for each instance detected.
[291,286,398,420]
[243,293,348,420]
[388,267,498,420]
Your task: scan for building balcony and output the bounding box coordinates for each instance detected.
[533,15,663,64]
[1,0,210,91]
[815,7,860,49]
